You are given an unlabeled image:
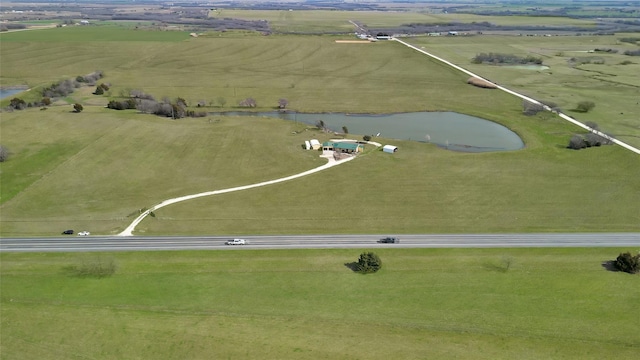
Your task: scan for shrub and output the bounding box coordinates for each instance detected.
[9,97,26,110]
[568,135,586,150]
[41,97,51,106]
[93,85,104,95]
[522,99,544,116]
[73,103,83,113]
[363,135,372,142]
[356,252,382,273]
[0,145,9,162]
[576,101,595,113]
[614,252,639,274]
[239,97,257,108]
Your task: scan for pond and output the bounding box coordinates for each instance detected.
[0,87,27,100]
[210,111,524,152]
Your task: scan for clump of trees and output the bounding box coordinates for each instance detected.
[6,97,52,110]
[623,49,640,56]
[93,83,110,95]
[355,252,382,273]
[613,252,639,274]
[472,52,543,65]
[567,122,613,150]
[239,97,257,108]
[522,99,544,116]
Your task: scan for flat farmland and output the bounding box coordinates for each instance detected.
[406,34,640,148]
[1,248,638,359]
[1,27,639,236]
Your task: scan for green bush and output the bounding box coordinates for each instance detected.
[356,252,382,273]
[614,252,639,274]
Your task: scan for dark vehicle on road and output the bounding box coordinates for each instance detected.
[62,230,74,235]
[378,237,399,243]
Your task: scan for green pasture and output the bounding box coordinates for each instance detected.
[209,9,597,33]
[1,248,638,359]
[1,28,639,236]
[406,34,640,148]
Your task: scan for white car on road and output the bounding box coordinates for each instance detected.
[78,231,90,236]
[225,238,245,245]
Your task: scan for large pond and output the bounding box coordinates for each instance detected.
[211,111,524,152]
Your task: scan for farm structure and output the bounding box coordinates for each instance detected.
[322,141,364,154]
[383,145,398,153]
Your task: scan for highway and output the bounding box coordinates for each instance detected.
[1,233,639,252]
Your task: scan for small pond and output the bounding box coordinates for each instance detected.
[0,87,27,100]
[210,111,524,152]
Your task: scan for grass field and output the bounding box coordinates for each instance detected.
[1,248,638,359]
[210,9,598,33]
[1,27,639,236]
[0,17,639,360]
[405,34,640,148]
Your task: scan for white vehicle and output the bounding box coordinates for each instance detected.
[225,238,245,245]
[78,231,90,236]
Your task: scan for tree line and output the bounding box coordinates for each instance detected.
[472,52,543,65]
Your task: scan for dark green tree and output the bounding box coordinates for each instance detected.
[614,252,639,274]
[356,252,382,273]
[73,103,83,113]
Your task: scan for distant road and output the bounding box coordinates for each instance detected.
[1,234,639,252]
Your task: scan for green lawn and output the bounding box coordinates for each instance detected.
[1,248,638,359]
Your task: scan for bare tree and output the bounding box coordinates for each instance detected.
[0,145,9,162]
[239,97,256,108]
[278,98,288,109]
[522,100,543,116]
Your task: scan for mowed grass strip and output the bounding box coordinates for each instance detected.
[1,248,638,359]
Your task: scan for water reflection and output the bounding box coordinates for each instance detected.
[210,111,524,152]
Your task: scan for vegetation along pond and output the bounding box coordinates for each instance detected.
[212,111,525,153]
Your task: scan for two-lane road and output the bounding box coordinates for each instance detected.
[1,233,639,252]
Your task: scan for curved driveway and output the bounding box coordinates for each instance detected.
[118,140,384,236]
[392,38,640,155]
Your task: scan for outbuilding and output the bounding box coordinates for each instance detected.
[309,139,321,150]
[383,145,398,153]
